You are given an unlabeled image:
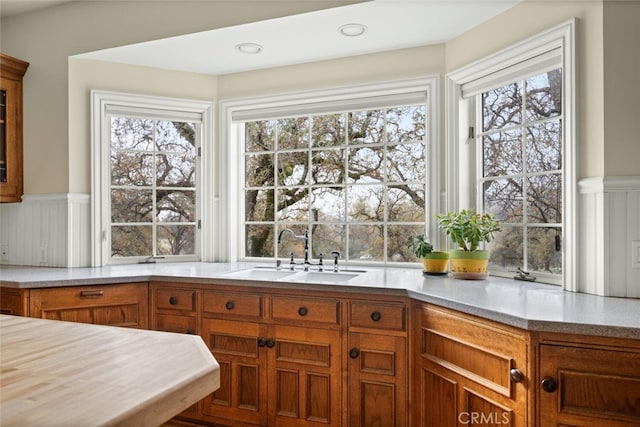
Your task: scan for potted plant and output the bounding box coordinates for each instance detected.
[407,234,450,275]
[436,209,501,278]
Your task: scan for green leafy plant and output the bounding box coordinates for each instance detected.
[406,234,433,258]
[436,209,501,251]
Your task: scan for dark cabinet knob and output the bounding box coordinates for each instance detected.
[349,348,360,359]
[266,339,276,348]
[370,311,382,322]
[298,306,308,316]
[169,296,178,305]
[541,377,558,393]
[258,338,267,347]
[225,300,235,310]
[510,368,524,383]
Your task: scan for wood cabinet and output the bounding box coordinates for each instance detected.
[537,333,640,426]
[0,53,29,203]
[151,283,201,420]
[0,287,29,315]
[346,299,408,427]
[415,302,530,427]
[199,289,342,427]
[29,282,149,328]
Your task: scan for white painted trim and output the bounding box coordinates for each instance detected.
[91,90,214,266]
[577,176,640,297]
[220,76,440,262]
[579,176,640,193]
[445,19,576,290]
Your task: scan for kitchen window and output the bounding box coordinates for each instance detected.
[446,20,575,287]
[220,78,439,265]
[91,91,213,266]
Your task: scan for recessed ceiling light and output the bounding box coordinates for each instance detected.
[338,23,367,37]
[236,43,263,55]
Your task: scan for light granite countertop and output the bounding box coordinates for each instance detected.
[1,262,638,339]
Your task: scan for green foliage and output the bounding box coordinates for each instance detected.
[436,209,501,251]
[406,234,433,258]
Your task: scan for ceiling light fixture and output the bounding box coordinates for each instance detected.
[338,23,367,37]
[236,43,263,55]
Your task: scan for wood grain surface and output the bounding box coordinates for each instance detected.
[0,314,219,426]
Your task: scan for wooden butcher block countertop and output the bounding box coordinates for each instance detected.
[0,314,220,427]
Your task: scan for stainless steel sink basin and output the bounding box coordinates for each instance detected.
[222,266,365,283]
[222,268,297,281]
[288,271,360,283]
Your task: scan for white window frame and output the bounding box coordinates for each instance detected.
[91,90,214,266]
[445,20,576,289]
[219,77,440,263]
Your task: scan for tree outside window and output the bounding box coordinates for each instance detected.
[242,104,428,263]
[110,117,198,259]
[481,69,563,278]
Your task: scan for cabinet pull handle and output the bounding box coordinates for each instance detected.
[225,300,235,310]
[266,339,276,348]
[80,290,104,298]
[298,306,308,316]
[541,377,558,393]
[169,296,178,305]
[258,338,267,347]
[370,311,382,322]
[349,348,360,359]
[509,368,524,383]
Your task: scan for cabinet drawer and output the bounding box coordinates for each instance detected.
[270,296,340,326]
[29,283,149,328]
[156,288,196,312]
[156,313,197,335]
[349,301,406,332]
[203,291,262,318]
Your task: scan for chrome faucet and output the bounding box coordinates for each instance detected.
[277,229,311,271]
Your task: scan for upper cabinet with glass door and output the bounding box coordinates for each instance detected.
[0,53,29,203]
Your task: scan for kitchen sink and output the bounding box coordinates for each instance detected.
[288,271,360,283]
[221,266,365,283]
[222,268,297,281]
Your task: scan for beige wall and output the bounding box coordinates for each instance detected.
[445,0,605,178]
[218,45,445,99]
[0,0,361,195]
[603,1,640,176]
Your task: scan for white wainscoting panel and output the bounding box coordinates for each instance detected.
[0,194,90,267]
[578,177,640,297]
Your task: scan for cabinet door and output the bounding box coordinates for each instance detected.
[0,288,28,315]
[201,318,268,426]
[0,53,28,203]
[539,344,640,426]
[417,304,528,427]
[348,332,407,427]
[268,324,342,427]
[29,283,149,328]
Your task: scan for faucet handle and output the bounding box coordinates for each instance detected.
[330,251,341,272]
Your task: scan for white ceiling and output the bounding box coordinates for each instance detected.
[4,0,522,76]
[75,0,521,75]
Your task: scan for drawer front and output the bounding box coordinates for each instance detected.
[203,291,262,318]
[156,313,197,335]
[349,301,406,332]
[32,283,149,328]
[156,288,197,312]
[270,296,340,326]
